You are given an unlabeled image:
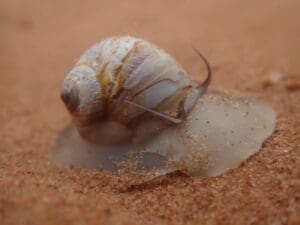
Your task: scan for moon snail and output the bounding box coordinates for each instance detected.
[54,36,276,177]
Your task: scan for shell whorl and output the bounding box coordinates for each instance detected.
[62,65,103,120]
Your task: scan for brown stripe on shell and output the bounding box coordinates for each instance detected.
[109,64,124,99]
[104,40,147,100]
[96,61,110,98]
[121,41,147,79]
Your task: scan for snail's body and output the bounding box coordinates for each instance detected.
[61,36,211,145]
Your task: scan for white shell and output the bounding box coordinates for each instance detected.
[61,36,207,144]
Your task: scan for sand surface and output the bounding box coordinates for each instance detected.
[0,0,299,224]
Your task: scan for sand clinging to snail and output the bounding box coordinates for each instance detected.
[52,36,276,177]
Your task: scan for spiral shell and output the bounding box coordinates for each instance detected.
[61,36,210,144]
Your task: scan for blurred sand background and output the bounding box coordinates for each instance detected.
[0,0,299,224]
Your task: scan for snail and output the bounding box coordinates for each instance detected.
[54,36,276,177]
[60,36,211,145]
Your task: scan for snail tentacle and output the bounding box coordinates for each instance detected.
[192,48,212,95]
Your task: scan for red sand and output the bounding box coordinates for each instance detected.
[0,0,299,224]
